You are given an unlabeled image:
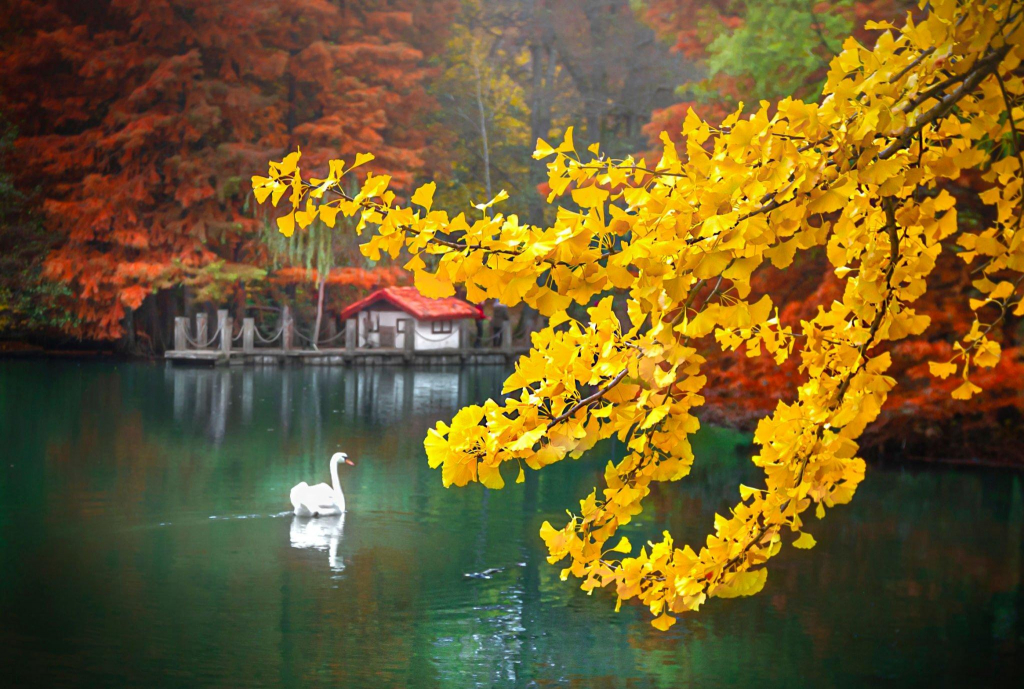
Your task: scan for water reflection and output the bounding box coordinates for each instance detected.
[290,515,346,571]
[167,365,506,446]
[0,361,1021,689]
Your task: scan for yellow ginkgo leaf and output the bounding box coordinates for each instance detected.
[571,184,608,209]
[351,152,374,169]
[951,380,982,400]
[610,537,631,554]
[715,570,768,599]
[928,361,957,379]
[556,126,575,153]
[650,613,676,631]
[319,204,339,228]
[276,212,295,237]
[793,532,817,549]
[411,182,436,212]
[533,138,555,159]
[414,270,455,298]
[974,340,1001,368]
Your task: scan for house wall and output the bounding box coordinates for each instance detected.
[412,319,460,350]
[346,308,461,350]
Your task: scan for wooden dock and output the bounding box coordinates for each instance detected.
[165,310,526,366]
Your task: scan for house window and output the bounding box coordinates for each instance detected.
[431,320,453,334]
[364,312,379,333]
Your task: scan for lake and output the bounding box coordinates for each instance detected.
[0,360,1021,688]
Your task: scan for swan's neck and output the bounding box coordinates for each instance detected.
[330,456,345,509]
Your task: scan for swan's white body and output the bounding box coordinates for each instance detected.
[290,452,351,517]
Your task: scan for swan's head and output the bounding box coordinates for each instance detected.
[331,452,355,466]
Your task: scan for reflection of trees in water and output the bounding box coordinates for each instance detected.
[45,407,169,522]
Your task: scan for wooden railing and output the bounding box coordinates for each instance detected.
[169,306,515,361]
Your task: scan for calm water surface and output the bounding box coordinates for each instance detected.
[0,360,1021,688]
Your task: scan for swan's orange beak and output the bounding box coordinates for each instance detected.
[344,458,355,466]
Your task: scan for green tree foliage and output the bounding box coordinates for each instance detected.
[429,0,532,213]
[701,0,852,101]
[0,116,77,336]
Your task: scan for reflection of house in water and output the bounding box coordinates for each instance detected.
[167,366,509,442]
[343,368,463,425]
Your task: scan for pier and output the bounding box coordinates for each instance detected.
[165,308,526,366]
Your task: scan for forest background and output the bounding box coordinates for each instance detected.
[1,0,1020,463]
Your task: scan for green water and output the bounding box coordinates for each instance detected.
[0,361,1021,688]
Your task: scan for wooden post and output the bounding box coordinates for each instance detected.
[217,310,230,354]
[282,305,293,351]
[459,320,470,352]
[345,318,356,351]
[501,320,513,354]
[219,310,231,355]
[242,318,255,354]
[174,317,187,351]
[195,313,209,349]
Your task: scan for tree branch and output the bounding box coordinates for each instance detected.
[546,368,629,429]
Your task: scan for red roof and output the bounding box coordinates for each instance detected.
[339,286,484,321]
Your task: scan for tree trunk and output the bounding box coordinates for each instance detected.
[472,52,494,215]
[312,276,326,350]
[119,306,136,354]
[528,41,557,225]
[234,279,247,325]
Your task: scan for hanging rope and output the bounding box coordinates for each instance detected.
[182,320,222,349]
[293,324,349,347]
[253,323,285,344]
[315,328,348,345]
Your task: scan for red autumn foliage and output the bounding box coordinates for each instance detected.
[272,266,408,290]
[696,251,1024,462]
[0,0,449,341]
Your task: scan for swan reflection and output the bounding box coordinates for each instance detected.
[289,514,346,571]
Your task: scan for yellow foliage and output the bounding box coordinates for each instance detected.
[792,532,817,549]
[252,0,1024,630]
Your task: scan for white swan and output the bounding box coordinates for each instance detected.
[290,452,353,517]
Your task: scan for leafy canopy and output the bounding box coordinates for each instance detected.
[253,0,1024,630]
[702,0,853,102]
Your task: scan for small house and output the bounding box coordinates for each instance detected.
[339,286,483,351]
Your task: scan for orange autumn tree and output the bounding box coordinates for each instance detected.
[254,0,1023,628]
[0,0,445,343]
